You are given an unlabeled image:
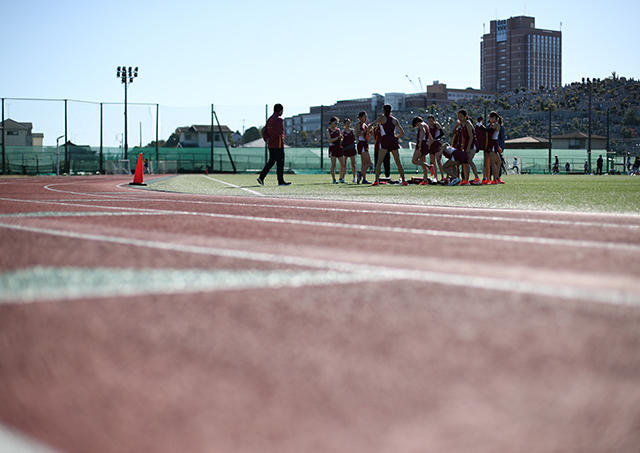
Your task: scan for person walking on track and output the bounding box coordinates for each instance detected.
[258,103,290,186]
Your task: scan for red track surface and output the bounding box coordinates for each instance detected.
[1,175,640,453]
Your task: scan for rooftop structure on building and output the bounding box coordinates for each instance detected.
[481,16,562,93]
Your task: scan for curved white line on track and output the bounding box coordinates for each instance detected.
[101,198,640,230]
[0,423,61,453]
[1,196,639,252]
[19,181,640,230]
[0,221,637,306]
[201,175,266,197]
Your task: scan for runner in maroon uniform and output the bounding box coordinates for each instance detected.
[356,111,372,184]
[486,111,502,184]
[444,113,472,185]
[441,143,469,185]
[475,116,491,184]
[327,116,345,184]
[411,116,433,184]
[372,104,407,186]
[426,115,445,182]
[342,118,357,183]
[454,109,478,185]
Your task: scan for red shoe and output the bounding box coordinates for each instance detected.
[401,180,408,186]
[460,180,470,185]
[497,178,505,184]
[419,180,429,185]
[472,177,480,184]
[481,179,489,185]
[489,180,498,185]
[372,181,379,186]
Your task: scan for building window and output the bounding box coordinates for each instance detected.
[497,20,507,42]
[7,131,19,136]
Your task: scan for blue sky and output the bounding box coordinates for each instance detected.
[1,0,638,145]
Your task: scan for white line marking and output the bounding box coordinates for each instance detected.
[95,197,640,230]
[0,423,61,453]
[0,267,394,304]
[0,222,638,306]
[202,175,265,197]
[1,197,638,252]
[35,179,640,222]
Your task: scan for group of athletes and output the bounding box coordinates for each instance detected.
[326,104,506,186]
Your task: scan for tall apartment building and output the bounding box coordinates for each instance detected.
[481,16,561,93]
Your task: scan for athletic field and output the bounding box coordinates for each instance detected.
[1,173,639,452]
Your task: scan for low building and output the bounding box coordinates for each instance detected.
[166,124,233,148]
[552,132,607,150]
[0,119,44,147]
[505,136,549,149]
[285,82,495,133]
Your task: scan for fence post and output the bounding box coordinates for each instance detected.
[320,105,324,170]
[210,104,214,172]
[264,104,268,164]
[64,99,68,173]
[1,98,5,174]
[606,108,610,173]
[548,108,552,174]
[155,104,159,168]
[99,102,103,174]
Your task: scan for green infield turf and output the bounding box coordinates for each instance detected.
[146,173,640,214]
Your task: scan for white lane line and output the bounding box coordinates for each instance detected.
[88,197,639,230]
[1,197,638,252]
[0,267,393,304]
[0,221,637,306]
[0,423,62,453]
[200,175,265,197]
[0,211,168,219]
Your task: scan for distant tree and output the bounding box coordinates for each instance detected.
[622,108,640,126]
[242,126,261,144]
[146,140,166,147]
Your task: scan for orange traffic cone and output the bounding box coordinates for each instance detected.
[129,153,146,186]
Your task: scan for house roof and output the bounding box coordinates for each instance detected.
[0,118,32,130]
[505,136,549,144]
[552,131,607,140]
[175,124,233,134]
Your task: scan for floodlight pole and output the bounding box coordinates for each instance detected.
[124,79,128,160]
[117,66,138,161]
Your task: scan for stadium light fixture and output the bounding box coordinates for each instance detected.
[116,66,139,161]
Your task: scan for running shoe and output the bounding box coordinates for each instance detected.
[257,177,264,186]
[460,180,470,186]
[481,179,489,185]
[401,180,408,186]
[489,180,498,185]
[357,171,362,184]
[332,180,338,184]
[419,180,429,185]
[372,181,380,186]
[339,179,345,184]
[278,182,291,186]
[472,177,480,184]
[362,179,372,184]
[448,177,461,186]
[497,178,505,184]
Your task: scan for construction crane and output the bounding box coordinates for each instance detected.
[405,74,424,92]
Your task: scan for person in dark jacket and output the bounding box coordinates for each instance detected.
[258,103,290,186]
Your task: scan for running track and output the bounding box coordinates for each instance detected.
[1,175,640,453]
